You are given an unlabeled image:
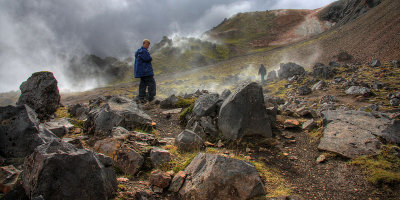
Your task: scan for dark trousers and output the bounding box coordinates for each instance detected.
[139,76,156,101]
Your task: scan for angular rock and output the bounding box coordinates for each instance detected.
[218,82,272,140]
[169,171,187,193]
[111,126,131,141]
[42,118,74,138]
[150,147,172,167]
[312,80,326,91]
[175,130,204,152]
[193,93,220,117]
[84,96,153,137]
[370,59,381,67]
[318,110,400,158]
[192,121,206,139]
[392,60,400,68]
[160,95,179,109]
[220,89,232,100]
[345,86,373,97]
[94,138,144,175]
[320,95,338,104]
[298,85,312,95]
[312,63,335,79]
[179,153,266,200]
[68,103,87,120]
[284,119,300,129]
[149,170,172,189]
[316,155,326,163]
[266,70,278,81]
[22,140,117,200]
[278,63,306,79]
[302,119,317,131]
[0,165,21,194]
[16,72,61,120]
[390,98,400,106]
[0,105,58,158]
[61,138,83,149]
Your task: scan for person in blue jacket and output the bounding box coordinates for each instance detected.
[134,39,156,102]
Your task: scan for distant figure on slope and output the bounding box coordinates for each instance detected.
[134,39,156,103]
[258,64,267,84]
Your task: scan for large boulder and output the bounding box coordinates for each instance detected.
[22,140,117,200]
[178,153,266,200]
[312,63,335,79]
[218,82,272,140]
[16,72,60,120]
[84,96,153,137]
[0,105,58,158]
[318,110,400,158]
[193,93,220,117]
[175,130,204,152]
[278,63,305,79]
[94,138,144,175]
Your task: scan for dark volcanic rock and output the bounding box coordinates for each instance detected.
[312,63,335,79]
[278,63,305,79]
[0,165,22,194]
[22,140,117,200]
[178,153,266,200]
[370,59,381,67]
[193,93,220,117]
[218,82,272,140]
[150,147,172,167]
[297,85,312,95]
[42,118,74,138]
[68,103,88,120]
[84,96,152,137]
[0,105,58,158]
[318,110,400,158]
[345,86,373,97]
[16,72,60,120]
[160,95,179,109]
[175,130,204,152]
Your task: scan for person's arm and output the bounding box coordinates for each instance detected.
[138,49,152,62]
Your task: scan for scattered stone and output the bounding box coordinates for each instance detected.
[0,105,58,158]
[320,95,338,104]
[329,61,340,68]
[218,82,272,140]
[372,81,384,90]
[392,60,400,68]
[278,63,306,79]
[284,119,300,129]
[160,95,179,109]
[94,138,144,175]
[162,108,182,115]
[175,130,204,152]
[0,165,21,194]
[84,96,153,137]
[359,104,379,112]
[302,119,317,131]
[318,110,400,158]
[370,59,381,67]
[266,70,278,81]
[297,85,312,95]
[16,72,61,120]
[193,93,220,117]
[42,118,74,138]
[390,98,400,106]
[335,51,353,62]
[22,140,117,200]
[150,147,172,167]
[150,170,172,189]
[169,171,187,193]
[179,153,266,200]
[312,63,335,79]
[316,154,326,163]
[312,80,326,91]
[345,86,373,97]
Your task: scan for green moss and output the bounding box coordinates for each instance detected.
[351,145,400,186]
[179,103,194,123]
[175,97,197,108]
[157,145,198,173]
[55,107,70,118]
[70,119,85,128]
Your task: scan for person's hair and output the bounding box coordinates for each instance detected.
[143,39,150,44]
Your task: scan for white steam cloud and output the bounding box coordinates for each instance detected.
[0,0,336,93]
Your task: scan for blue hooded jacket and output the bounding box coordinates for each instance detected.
[134,46,154,78]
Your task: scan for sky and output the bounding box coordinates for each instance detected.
[0,0,336,92]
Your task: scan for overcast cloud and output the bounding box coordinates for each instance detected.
[0,0,336,92]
